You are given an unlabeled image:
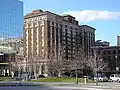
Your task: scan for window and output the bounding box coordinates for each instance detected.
[108,51,111,54]
[65,25,67,28]
[70,27,73,29]
[113,50,116,54]
[52,22,54,26]
[108,56,111,60]
[25,24,28,29]
[118,55,120,60]
[30,22,33,27]
[118,50,120,54]
[97,51,100,55]
[75,28,78,30]
[60,24,62,28]
[103,56,106,60]
[69,18,72,23]
[56,23,58,27]
[112,56,115,60]
[50,22,53,26]
[103,51,106,55]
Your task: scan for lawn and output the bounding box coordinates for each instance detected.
[28,77,96,83]
[0,77,14,81]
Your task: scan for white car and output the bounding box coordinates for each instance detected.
[110,74,120,82]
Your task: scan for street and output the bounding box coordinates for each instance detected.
[0,82,120,90]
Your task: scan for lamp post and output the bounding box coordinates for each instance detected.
[93,47,98,86]
[25,56,27,73]
[92,46,102,86]
[96,58,98,86]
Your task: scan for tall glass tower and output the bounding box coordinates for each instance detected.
[0,0,23,39]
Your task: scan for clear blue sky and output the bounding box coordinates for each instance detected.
[21,0,120,46]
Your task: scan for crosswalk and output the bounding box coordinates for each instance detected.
[52,86,111,90]
[51,83,120,90]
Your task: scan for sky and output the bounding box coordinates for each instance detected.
[21,0,120,46]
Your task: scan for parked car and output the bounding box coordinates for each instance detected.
[109,74,120,82]
[94,75,108,82]
[83,76,94,80]
[38,74,45,78]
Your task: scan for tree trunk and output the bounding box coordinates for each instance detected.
[93,68,97,76]
[76,69,78,84]
[58,71,61,77]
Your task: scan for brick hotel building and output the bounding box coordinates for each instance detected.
[24,9,95,76]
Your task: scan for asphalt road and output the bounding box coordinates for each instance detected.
[0,82,120,90]
[0,86,56,90]
[0,86,91,90]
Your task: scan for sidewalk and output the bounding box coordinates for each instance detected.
[0,81,42,86]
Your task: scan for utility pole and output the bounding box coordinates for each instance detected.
[76,69,78,84]
[92,46,102,86]
[94,47,98,86]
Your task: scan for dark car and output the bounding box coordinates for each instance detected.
[38,74,45,78]
[83,76,94,80]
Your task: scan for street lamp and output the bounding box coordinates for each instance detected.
[91,46,102,86]
[92,46,99,86]
[25,56,28,73]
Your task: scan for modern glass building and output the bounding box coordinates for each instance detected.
[0,0,23,39]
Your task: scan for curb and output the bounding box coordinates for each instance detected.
[0,82,98,87]
[0,82,42,87]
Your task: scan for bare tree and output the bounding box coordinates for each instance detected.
[30,56,41,79]
[48,58,57,77]
[47,46,58,77]
[47,44,72,77]
[12,53,24,77]
[26,56,35,79]
[56,45,64,77]
[70,47,86,84]
[86,53,108,76]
